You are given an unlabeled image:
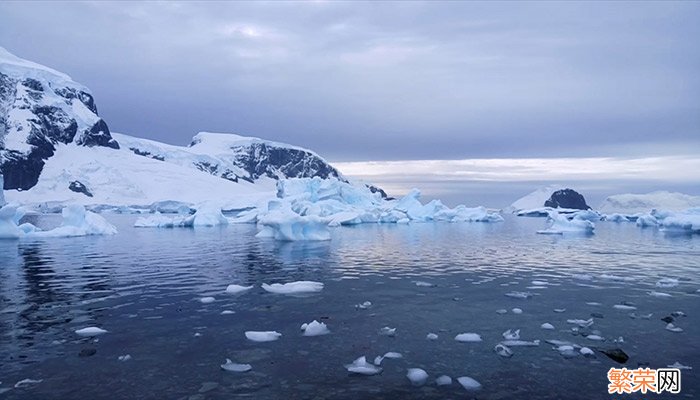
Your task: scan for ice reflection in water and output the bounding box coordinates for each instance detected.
[0,214,698,399]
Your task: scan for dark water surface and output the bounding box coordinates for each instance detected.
[0,215,698,399]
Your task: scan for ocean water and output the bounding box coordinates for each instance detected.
[0,215,698,399]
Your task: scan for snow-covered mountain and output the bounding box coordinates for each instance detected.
[0,47,354,209]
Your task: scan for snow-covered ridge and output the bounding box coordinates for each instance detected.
[0,46,72,82]
[599,191,700,214]
[507,185,565,213]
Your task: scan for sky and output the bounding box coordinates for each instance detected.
[1,1,698,207]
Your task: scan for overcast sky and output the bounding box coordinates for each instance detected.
[1,1,698,205]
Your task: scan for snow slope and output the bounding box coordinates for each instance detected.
[507,185,565,212]
[599,191,700,214]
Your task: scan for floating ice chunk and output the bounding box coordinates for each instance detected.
[554,308,566,313]
[345,356,382,375]
[531,280,549,286]
[659,212,700,234]
[586,335,604,341]
[541,323,555,330]
[604,213,630,223]
[648,291,672,298]
[665,323,683,333]
[220,358,252,372]
[436,375,453,386]
[586,302,602,306]
[14,379,43,388]
[667,361,692,370]
[656,278,679,288]
[406,368,429,386]
[75,327,108,337]
[190,203,229,227]
[134,212,191,228]
[537,211,595,235]
[494,344,513,358]
[226,284,253,294]
[502,329,520,340]
[672,310,687,317]
[302,320,330,336]
[504,291,532,299]
[613,304,636,311]
[245,331,282,342]
[256,203,331,241]
[379,327,397,337]
[200,297,215,304]
[629,312,652,319]
[636,213,658,227]
[496,309,508,314]
[557,345,578,358]
[455,333,482,342]
[356,301,372,309]
[374,352,402,366]
[457,376,482,391]
[500,339,540,347]
[221,310,235,315]
[580,347,595,357]
[0,205,24,239]
[512,308,523,314]
[414,281,435,287]
[426,333,438,340]
[30,205,117,238]
[118,354,132,362]
[262,281,324,294]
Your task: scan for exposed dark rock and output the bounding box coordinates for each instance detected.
[661,316,674,323]
[68,180,93,197]
[544,189,591,210]
[78,119,119,149]
[78,348,97,357]
[600,348,629,364]
[129,147,165,161]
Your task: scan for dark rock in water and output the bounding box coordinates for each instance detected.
[78,348,97,357]
[68,180,93,197]
[661,316,674,323]
[544,189,591,210]
[600,348,629,364]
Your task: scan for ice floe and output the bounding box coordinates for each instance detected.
[613,304,636,311]
[75,327,108,337]
[648,291,672,298]
[504,291,533,299]
[406,368,429,385]
[245,331,282,342]
[536,210,595,235]
[541,323,555,330]
[118,354,132,362]
[502,329,520,340]
[494,344,513,358]
[665,323,683,333]
[379,327,397,337]
[580,347,595,357]
[1,204,117,240]
[301,320,330,336]
[426,333,438,340]
[199,296,215,304]
[262,281,324,294]
[225,284,253,294]
[500,339,540,347]
[220,310,235,315]
[345,356,382,375]
[436,375,453,386]
[512,308,523,314]
[455,333,482,342]
[457,376,482,391]
[656,278,679,288]
[220,359,252,372]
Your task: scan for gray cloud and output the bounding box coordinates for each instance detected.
[1,1,699,161]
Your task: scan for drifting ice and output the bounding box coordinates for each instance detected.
[301,320,330,336]
[262,281,324,294]
[75,327,108,337]
[245,331,282,342]
[345,356,382,375]
[537,210,594,235]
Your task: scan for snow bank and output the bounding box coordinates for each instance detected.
[599,191,700,214]
[536,210,595,235]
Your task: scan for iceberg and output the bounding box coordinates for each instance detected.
[659,209,700,234]
[455,333,482,342]
[225,284,253,294]
[406,368,429,386]
[0,204,24,239]
[3,204,117,239]
[134,203,228,228]
[261,281,324,294]
[344,356,382,375]
[256,201,331,241]
[301,320,330,336]
[245,331,282,342]
[536,210,594,235]
[75,326,108,337]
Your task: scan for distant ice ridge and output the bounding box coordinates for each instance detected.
[240,178,502,240]
[599,191,700,214]
[0,203,116,239]
[134,203,229,228]
[507,185,565,213]
[536,210,595,235]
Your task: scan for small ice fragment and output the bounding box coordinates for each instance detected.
[505,291,532,299]
[457,376,482,391]
[665,323,683,333]
[580,347,595,357]
[436,375,453,386]
[194,332,202,337]
[554,308,566,313]
[496,309,508,314]
[426,333,438,340]
[566,318,594,327]
[494,344,513,358]
[118,354,131,362]
[648,291,672,298]
[500,339,540,347]
[613,304,636,311]
[75,327,108,337]
[586,335,604,341]
[262,281,324,294]
[14,379,42,388]
[302,320,330,336]
[220,358,252,372]
[220,310,235,315]
[300,323,308,330]
[245,331,282,342]
[557,345,578,357]
[225,284,253,294]
[532,280,548,285]
[356,301,372,309]
[629,312,652,319]
[379,327,397,337]
[613,336,625,343]
[541,323,555,330]
[384,352,402,359]
[502,329,520,340]
[656,278,679,288]
[345,356,382,375]
[406,368,429,386]
[415,281,434,287]
[512,308,523,314]
[200,297,215,304]
[455,333,482,342]
[667,361,692,370]
[671,311,686,317]
[586,302,602,306]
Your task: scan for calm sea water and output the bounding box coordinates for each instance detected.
[0,215,698,399]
